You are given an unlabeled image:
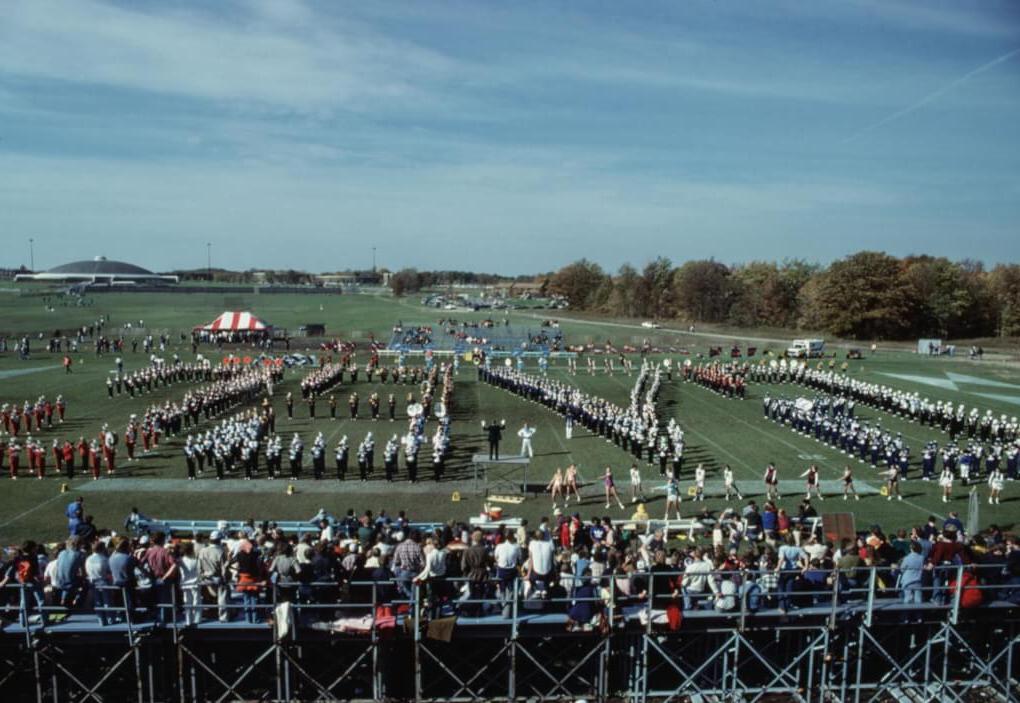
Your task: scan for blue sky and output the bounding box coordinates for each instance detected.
[1,0,1018,275]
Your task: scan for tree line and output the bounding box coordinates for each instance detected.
[547,252,1020,340]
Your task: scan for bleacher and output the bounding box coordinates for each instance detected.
[386,321,559,354]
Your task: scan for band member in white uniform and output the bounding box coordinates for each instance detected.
[517,423,535,458]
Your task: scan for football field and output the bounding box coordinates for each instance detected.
[1,287,1018,544]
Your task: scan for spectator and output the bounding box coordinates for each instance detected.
[179,542,201,626]
[392,531,425,601]
[231,537,263,623]
[143,532,178,623]
[56,538,86,608]
[461,530,491,616]
[108,537,138,623]
[198,531,228,623]
[85,541,112,626]
[526,530,555,597]
[0,541,48,626]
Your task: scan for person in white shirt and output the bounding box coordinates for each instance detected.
[494,533,522,597]
[693,464,706,502]
[517,424,535,458]
[988,468,1004,505]
[526,533,554,596]
[681,549,717,610]
[629,464,645,503]
[723,465,742,501]
[714,574,737,612]
[178,542,201,625]
[85,541,112,625]
[414,536,449,617]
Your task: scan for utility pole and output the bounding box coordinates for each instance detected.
[207,242,211,281]
[372,246,377,273]
[29,238,34,271]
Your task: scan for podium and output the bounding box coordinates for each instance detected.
[472,454,530,496]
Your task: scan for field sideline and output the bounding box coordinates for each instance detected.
[1,289,1018,544]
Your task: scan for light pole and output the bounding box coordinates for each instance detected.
[207,242,211,281]
[372,246,376,273]
[28,238,34,271]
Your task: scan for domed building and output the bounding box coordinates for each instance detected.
[15,256,178,284]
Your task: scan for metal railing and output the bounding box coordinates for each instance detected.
[2,564,1017,702]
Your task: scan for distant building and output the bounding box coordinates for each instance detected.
[318,270,390,286]
[14,256,178,284]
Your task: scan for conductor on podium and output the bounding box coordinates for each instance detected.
[483,419,506,460]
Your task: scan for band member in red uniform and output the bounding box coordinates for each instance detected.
[56,395,66,423]
[62,440,75,479]
[44,399,53,429]
[125,417,137,461]
[103,429,117,475]
[77,436,89,473]
[9,441,21,479]
[34,440,45,479]
[52,439,63,475]
[35,400,45,431]
[89,440,101,480]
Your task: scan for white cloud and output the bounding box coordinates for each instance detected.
[0,0,461,113]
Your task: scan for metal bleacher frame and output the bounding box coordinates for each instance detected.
[2,564,1018,701]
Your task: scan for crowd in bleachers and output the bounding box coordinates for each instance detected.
[2,497,1017,631]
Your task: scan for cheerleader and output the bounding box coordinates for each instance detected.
[881,466,902,501]
[603,466,625,509]
[664,470,681,520]
[988,467,1004,505]
[546,467,564,507]
[723,464,743,501]
[764,463,780,501]
[841,465,859,500]
[564,463,583,503]
[693,463,706,501]
[800,464,824,500]
[938,466,954,502]
[629,463,645,503]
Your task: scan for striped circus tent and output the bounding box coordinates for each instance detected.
[196,311,270,332]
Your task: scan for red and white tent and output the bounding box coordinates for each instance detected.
[196,311,270,332]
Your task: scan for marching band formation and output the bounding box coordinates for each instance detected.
[2,331,1014,514]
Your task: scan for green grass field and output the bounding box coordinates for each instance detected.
[1,288,1019,545]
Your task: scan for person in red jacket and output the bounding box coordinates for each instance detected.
[948,567,983,609]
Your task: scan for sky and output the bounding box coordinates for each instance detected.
[1,0,1018,275]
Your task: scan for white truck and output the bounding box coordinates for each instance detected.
[787,339,825,359]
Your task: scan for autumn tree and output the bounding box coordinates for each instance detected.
[673,259,735,322]
[550,259,611,310]
[810,252,914,339]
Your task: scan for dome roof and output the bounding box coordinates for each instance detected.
[47,256,154,276]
